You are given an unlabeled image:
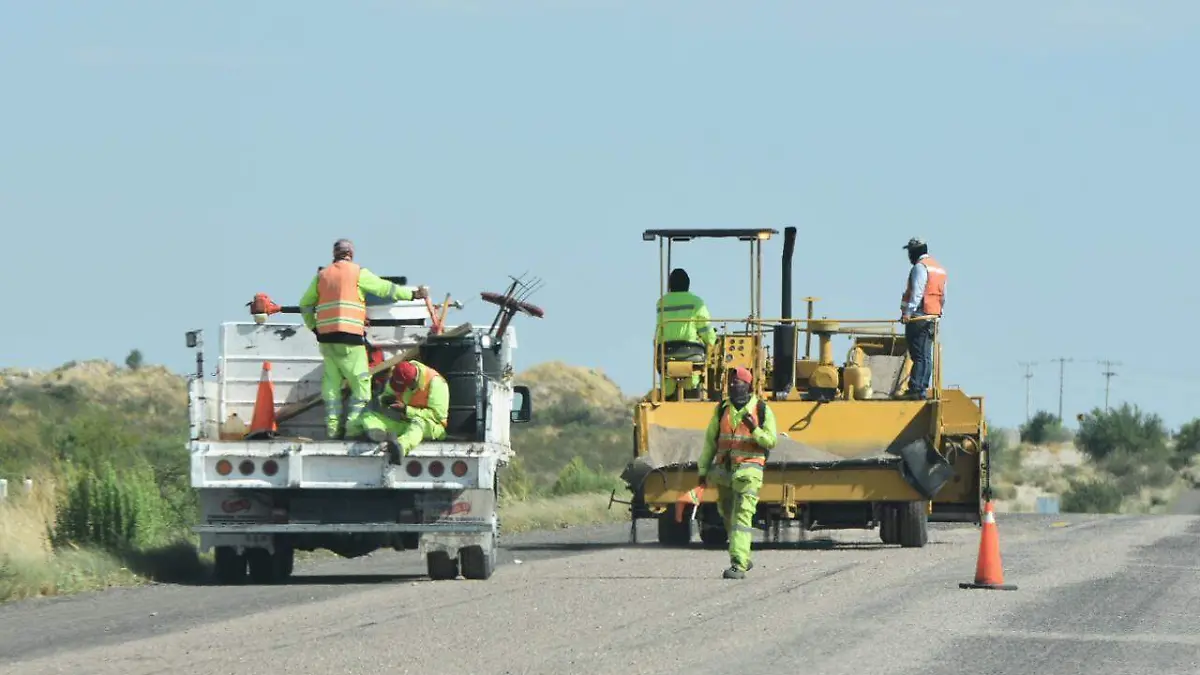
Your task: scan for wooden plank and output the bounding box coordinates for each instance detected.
[274,323,473,423]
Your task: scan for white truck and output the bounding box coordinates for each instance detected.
[184,281,534,584]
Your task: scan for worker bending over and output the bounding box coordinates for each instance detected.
[299,238,428,439]
[899,237,947,400]
[697,366,778,579]
[655,268,716,399]
[362,360,449,460]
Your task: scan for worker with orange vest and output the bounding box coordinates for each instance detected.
[899,237,947,400]
[696,366,778,579]
[298,239,428,439]
[361,360,449,460]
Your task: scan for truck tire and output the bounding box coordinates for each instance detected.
[656,511,691,546]
[427,550,460,580]
[213,546,246,585]
[878,505,900,545]
[246,545,293,584]
[897,501,929,548]
[459,542,496,580]
[698,508,728,548]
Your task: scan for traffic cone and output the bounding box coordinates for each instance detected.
[675,485,706,523]
[247,361,277,438]
[959,501,1017,590]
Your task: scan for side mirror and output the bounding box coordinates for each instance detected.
[510,385,532,424]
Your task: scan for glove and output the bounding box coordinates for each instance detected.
[697,476,707,488]
[742,415,758,432]
[412,285,429,299]
[390,400,407,413]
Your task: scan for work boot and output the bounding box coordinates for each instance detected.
[723,565,747,580]
[364,428,403,463]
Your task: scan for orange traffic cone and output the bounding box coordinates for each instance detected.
[247,361,277,438]
[675,485,706,523]
[959,501,1017,590]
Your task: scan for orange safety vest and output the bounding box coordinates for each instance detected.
[713,399,768,468]
[901,255,947,316]
[402,363,448,427]
[315,261,367,335]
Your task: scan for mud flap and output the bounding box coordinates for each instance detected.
[893,439,955,500]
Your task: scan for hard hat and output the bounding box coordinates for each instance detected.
[902,237,925,250]
[391,361,418,387]
[730,366,753,383]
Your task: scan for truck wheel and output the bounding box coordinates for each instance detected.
[698,508,728,548]
[246,547,286,584]
[213,546,246,585]
[459,542,496,580]
[656,511,691,546]
[878,505,900,545]
[427,550,460,580]
[897,501,928,548]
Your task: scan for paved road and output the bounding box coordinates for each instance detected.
[1,513,1198,674]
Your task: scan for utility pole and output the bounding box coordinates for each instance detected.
[1018,361,1038,423]
[1097,359,1121,411]
[1050,357,1073,422]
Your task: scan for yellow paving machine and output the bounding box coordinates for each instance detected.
[618,227,990,548]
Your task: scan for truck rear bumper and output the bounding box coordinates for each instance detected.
[193,522,493,534]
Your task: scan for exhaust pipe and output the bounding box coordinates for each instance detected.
[771,227,798,394]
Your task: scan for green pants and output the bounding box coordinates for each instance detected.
[663,373,701,399]
[318,343,371,438]
[713,463,763,570]
[360,409,446,456]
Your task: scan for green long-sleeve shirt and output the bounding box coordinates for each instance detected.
[298,263,416,332]
[655,290,716,347]
[698,395,778,478]
[384,361,449,427]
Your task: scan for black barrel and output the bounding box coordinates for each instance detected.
[419,332,502,440]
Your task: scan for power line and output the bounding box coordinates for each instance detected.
[1050,357,1073,422]
[1018,361,1038,423]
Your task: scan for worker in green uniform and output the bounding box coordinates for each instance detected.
[697,366,778,579]
[362,360,450,461]
[655,268,716,399]
[298,239,427,440]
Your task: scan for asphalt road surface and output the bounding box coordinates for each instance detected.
[2,512,1199,675]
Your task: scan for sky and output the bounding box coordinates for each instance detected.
[1,1,1198,432]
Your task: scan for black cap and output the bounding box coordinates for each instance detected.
[902,237,925,250]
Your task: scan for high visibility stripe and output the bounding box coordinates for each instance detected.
[658,304,696,313]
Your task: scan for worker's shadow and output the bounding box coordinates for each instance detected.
[277,573,428,586]
[504,542,636,554]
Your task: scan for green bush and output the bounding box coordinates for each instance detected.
[52,462,180,553]
[1061,479,1124,514]
[1075,403,1168,463]
[1020,410,1072,445]
[550,457,624,497]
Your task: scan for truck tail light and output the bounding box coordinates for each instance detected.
[263,459,279,476]
[406,461,422,477]
[216,459,232,476]
[452,461,468,477]
[239,460,255,476]
[428,461,445,478]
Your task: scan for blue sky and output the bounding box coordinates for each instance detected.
[2,1,1198,431]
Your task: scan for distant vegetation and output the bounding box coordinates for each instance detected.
[0,357,633,603]
[989,404,1200,514]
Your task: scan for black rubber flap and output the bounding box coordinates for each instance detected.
[893,438,955,499]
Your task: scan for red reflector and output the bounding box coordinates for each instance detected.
[428,460,445,478]
[406,460,422,477]
[263,460,279,476]
[216,459,232,476]
[452,461,468,477]
[238,460,255,476]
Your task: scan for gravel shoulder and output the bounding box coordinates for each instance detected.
[1,513,1197,675]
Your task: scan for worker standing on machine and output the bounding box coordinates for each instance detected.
[655,268,717,399]
[298,238,428,439]
[696,366,778,579]
[899,237,947,400]
[361,360,449,461]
